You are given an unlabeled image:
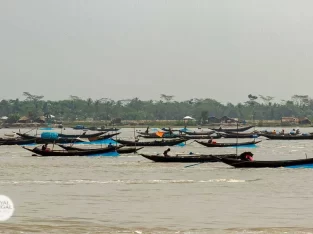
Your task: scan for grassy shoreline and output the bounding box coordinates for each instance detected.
[1,120,312,129]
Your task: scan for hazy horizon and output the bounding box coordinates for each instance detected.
[1,1,313,104]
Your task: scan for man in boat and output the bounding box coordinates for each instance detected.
[208,137,216,144]
[145,126,149,134]
[239,152,254,161]
[208,137,213,143]
[41,143,50,152]
[163,148,170,157]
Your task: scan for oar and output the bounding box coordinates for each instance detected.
[184,162,204,168]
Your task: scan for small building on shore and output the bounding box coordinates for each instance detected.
[281,117,311,125]
[298,117,311,125]
[18,116,31,123]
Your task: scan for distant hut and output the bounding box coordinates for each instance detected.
[18,116,31,123]
[281,117,298,124]
[207,116,220,124]
[298,117,311,125]
[34,116,46,123]
[220,116,238,123]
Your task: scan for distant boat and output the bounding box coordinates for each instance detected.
[211,125,254,132]
[196,140,261,147]
[140,153,238,163]
[215,155,313,168]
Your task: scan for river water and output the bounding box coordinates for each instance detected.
[1,127,313,233]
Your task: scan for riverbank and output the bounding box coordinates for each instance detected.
[1,120,312,129]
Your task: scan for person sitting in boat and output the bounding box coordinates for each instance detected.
[239,152,254,161]
[41,143,50,151]
[272,130,276,134]
[208,136,216,143]
[163,148,170,157]
[145,126,149,134]
[280,129,285,135]
[296,129,300,134]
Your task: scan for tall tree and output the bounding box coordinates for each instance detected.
[23,92,44,117]
[160,94,174,102]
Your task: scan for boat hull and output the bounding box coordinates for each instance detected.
[140,154,238,163]
[218,157,313,168]
[115,139,186,147]
[196,140,261,147]
[22,146,120,156]
[212,126,254,132]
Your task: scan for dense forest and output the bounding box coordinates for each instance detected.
[0,92,313,124]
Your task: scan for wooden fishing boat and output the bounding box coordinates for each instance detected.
[16,133,41,139]
[195,140,261,147]
[182,134,222,140]
[211,125,254,132]
[138,134,222,140]
[215,155,313,168]
[22,146,120,156]
[140,153,238,163]
[58,131,106,138]
[0,138,37,146]
[118,147,144,154]
[115,138,186,146]
[184,130,215,136]
[16,133,86,144]
[220,132,258,138]
[89,132,120,141]
[261,134,313,140]
[161,128,181,132]
[57,144,144,154]
[137,133,180,139]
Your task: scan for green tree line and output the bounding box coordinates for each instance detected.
[1,93,313,123]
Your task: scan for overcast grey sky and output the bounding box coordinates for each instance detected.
[1,0,313,104]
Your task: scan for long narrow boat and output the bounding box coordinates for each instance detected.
[216,156,313,168]
[16,133,86,144]
[16,133,42,139]
[89,132,120,141]
[211,125,254,132]
[16,132,119,142]
[115,138,186,146]
[22,146,121,156]
[184,130,215,136]
[261,134,313,140]
[0,138,37,146]
[58,131,106,138]
[57,144,144,154]
[138,133,222,140]
[118,147,144,154]
[161,128,181,132]
[137,133,180,139]
[220,132,258,139]
[140,153,238,163]
[182,134,222,140]
[195,140,261,147]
